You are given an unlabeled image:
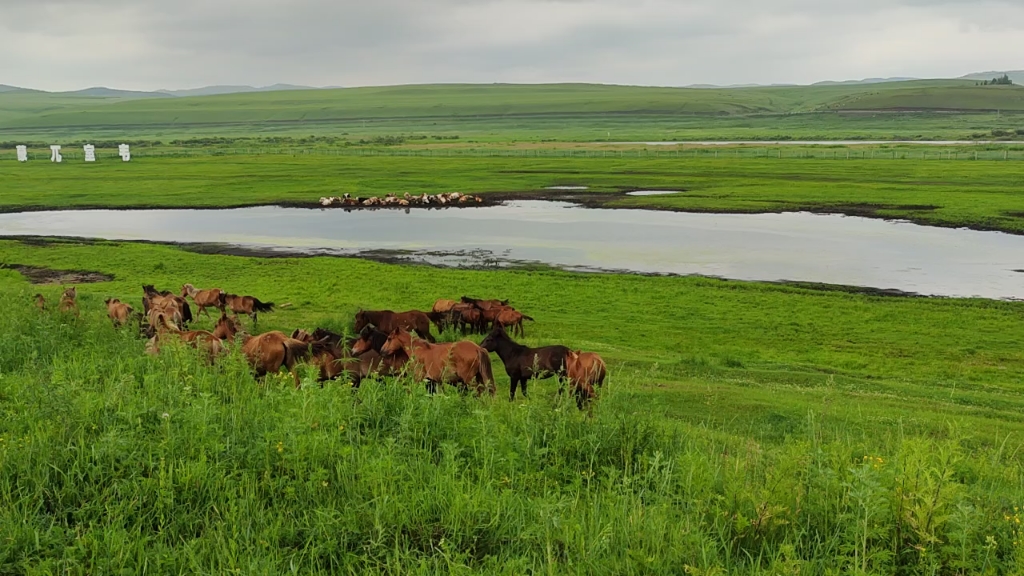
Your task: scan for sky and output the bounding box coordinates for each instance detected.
[2,0,1023,92]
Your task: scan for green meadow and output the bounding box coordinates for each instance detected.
[2,239,1024,573]
[3,80,1024,573]
[3,81,1024,141]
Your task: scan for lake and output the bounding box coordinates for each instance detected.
[2,201,1022,300]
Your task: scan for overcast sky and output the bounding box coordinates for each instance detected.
[2,0,1023,91]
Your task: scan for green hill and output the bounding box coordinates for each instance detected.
[3,81,1024,140]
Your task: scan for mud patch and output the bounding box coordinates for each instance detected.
[2,263,113,285]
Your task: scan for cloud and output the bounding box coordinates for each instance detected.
[2,0,1022,91]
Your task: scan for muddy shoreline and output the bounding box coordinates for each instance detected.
[0,189,1019,237]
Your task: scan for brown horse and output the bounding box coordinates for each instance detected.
[145,312,226,364]
[432,299,458,314]
[353,309,435,342]
[143,285,193,326]
[58,287,79,316]
[33,293,46,311]
[181,283,226,317]
[212,314,242,342]
[381,328,495,395]
[240,331,329,389]
[479,325,570,401]
[350,326,410,379]
[104,298,134,327]
[565,350,607,408]
[461,296,509,311]
[294,328,385,387]
[221,293,274,325]
[495,308,533,338]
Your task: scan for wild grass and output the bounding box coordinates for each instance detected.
[2,276,1024,573]
[3,155,1024,234]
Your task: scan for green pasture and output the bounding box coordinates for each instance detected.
[2,239,1024,573]
[3,155,1024,234]
[3,81,1024,142]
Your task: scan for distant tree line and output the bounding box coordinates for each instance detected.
[977,74,1013,86]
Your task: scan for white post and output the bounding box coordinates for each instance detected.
[118,144,131,162]
[83,144,96,162]
[16,145,28,162]
[49,145,62,163]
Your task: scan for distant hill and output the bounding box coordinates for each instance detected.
[60,87,172,99]
[813,77,918,86]
[961,71,1024,85]
[0,84,33,94]
[158,84,320,97]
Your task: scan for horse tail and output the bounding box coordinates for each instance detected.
[283,337,329,368]
[252,298,275,313]
[181,301,194,325]
[478,348,496,395]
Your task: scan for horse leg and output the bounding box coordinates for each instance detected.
[509,378,519,401]
[520,377,529,399]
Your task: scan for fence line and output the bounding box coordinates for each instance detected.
[7,147,1024,161]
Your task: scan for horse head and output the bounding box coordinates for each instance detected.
[180,284,193,298]
[381,328,411,357]
[353,311,370,333]
[479,324,507,351]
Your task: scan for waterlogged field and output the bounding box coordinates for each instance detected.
[2,239,1024,572]
[3,155,1024,233]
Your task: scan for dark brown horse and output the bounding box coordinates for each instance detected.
[293,328,386,387]
[221,293,274,325]
[479,325,570,401]
[380,328,494,395]
[350,326,409,379]
[461,296,509,311]
[353,309,435,342]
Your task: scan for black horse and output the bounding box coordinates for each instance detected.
[479,325,570,401]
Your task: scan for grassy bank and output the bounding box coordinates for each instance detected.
[3,155,1024,234]
[2,240,1024,573]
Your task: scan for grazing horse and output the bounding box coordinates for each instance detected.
[58,287,79,316]
[181,283,226,317]
[353,310,435,342]
[33,293,46,311]
[104,298,134,327]
[221,293,274,325]
[294,328,385,387]
[565,350,607,409]
[495,308,533,338]
[479,325,570,401]
[143,285,193,327]
[240,331,329,389]
[145,312,226,364]
[461,296,509,311]
[380,328,495,395]
[350,326,410,378]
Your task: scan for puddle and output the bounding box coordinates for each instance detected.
[3,264,113,285]
[627,190,682,196]
[546,186,590,191]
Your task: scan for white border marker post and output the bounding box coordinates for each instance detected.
[16,145,28,162]
[118,144,131,162]
[50,145,62,163]
[83,144,96,162]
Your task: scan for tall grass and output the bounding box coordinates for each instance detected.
[1,290,1022,574]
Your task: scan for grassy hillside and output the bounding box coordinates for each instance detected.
[2,240,1023,572]
[4,81,1024,141]
[3,155,1024,234]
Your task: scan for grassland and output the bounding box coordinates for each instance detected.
[3,155,1024,234]
[2,239,1024,573]
[4,82,1024,142]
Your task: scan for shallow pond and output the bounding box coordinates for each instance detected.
[2,201,1022,299]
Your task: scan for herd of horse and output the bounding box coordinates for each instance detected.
[37,285,607,408]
